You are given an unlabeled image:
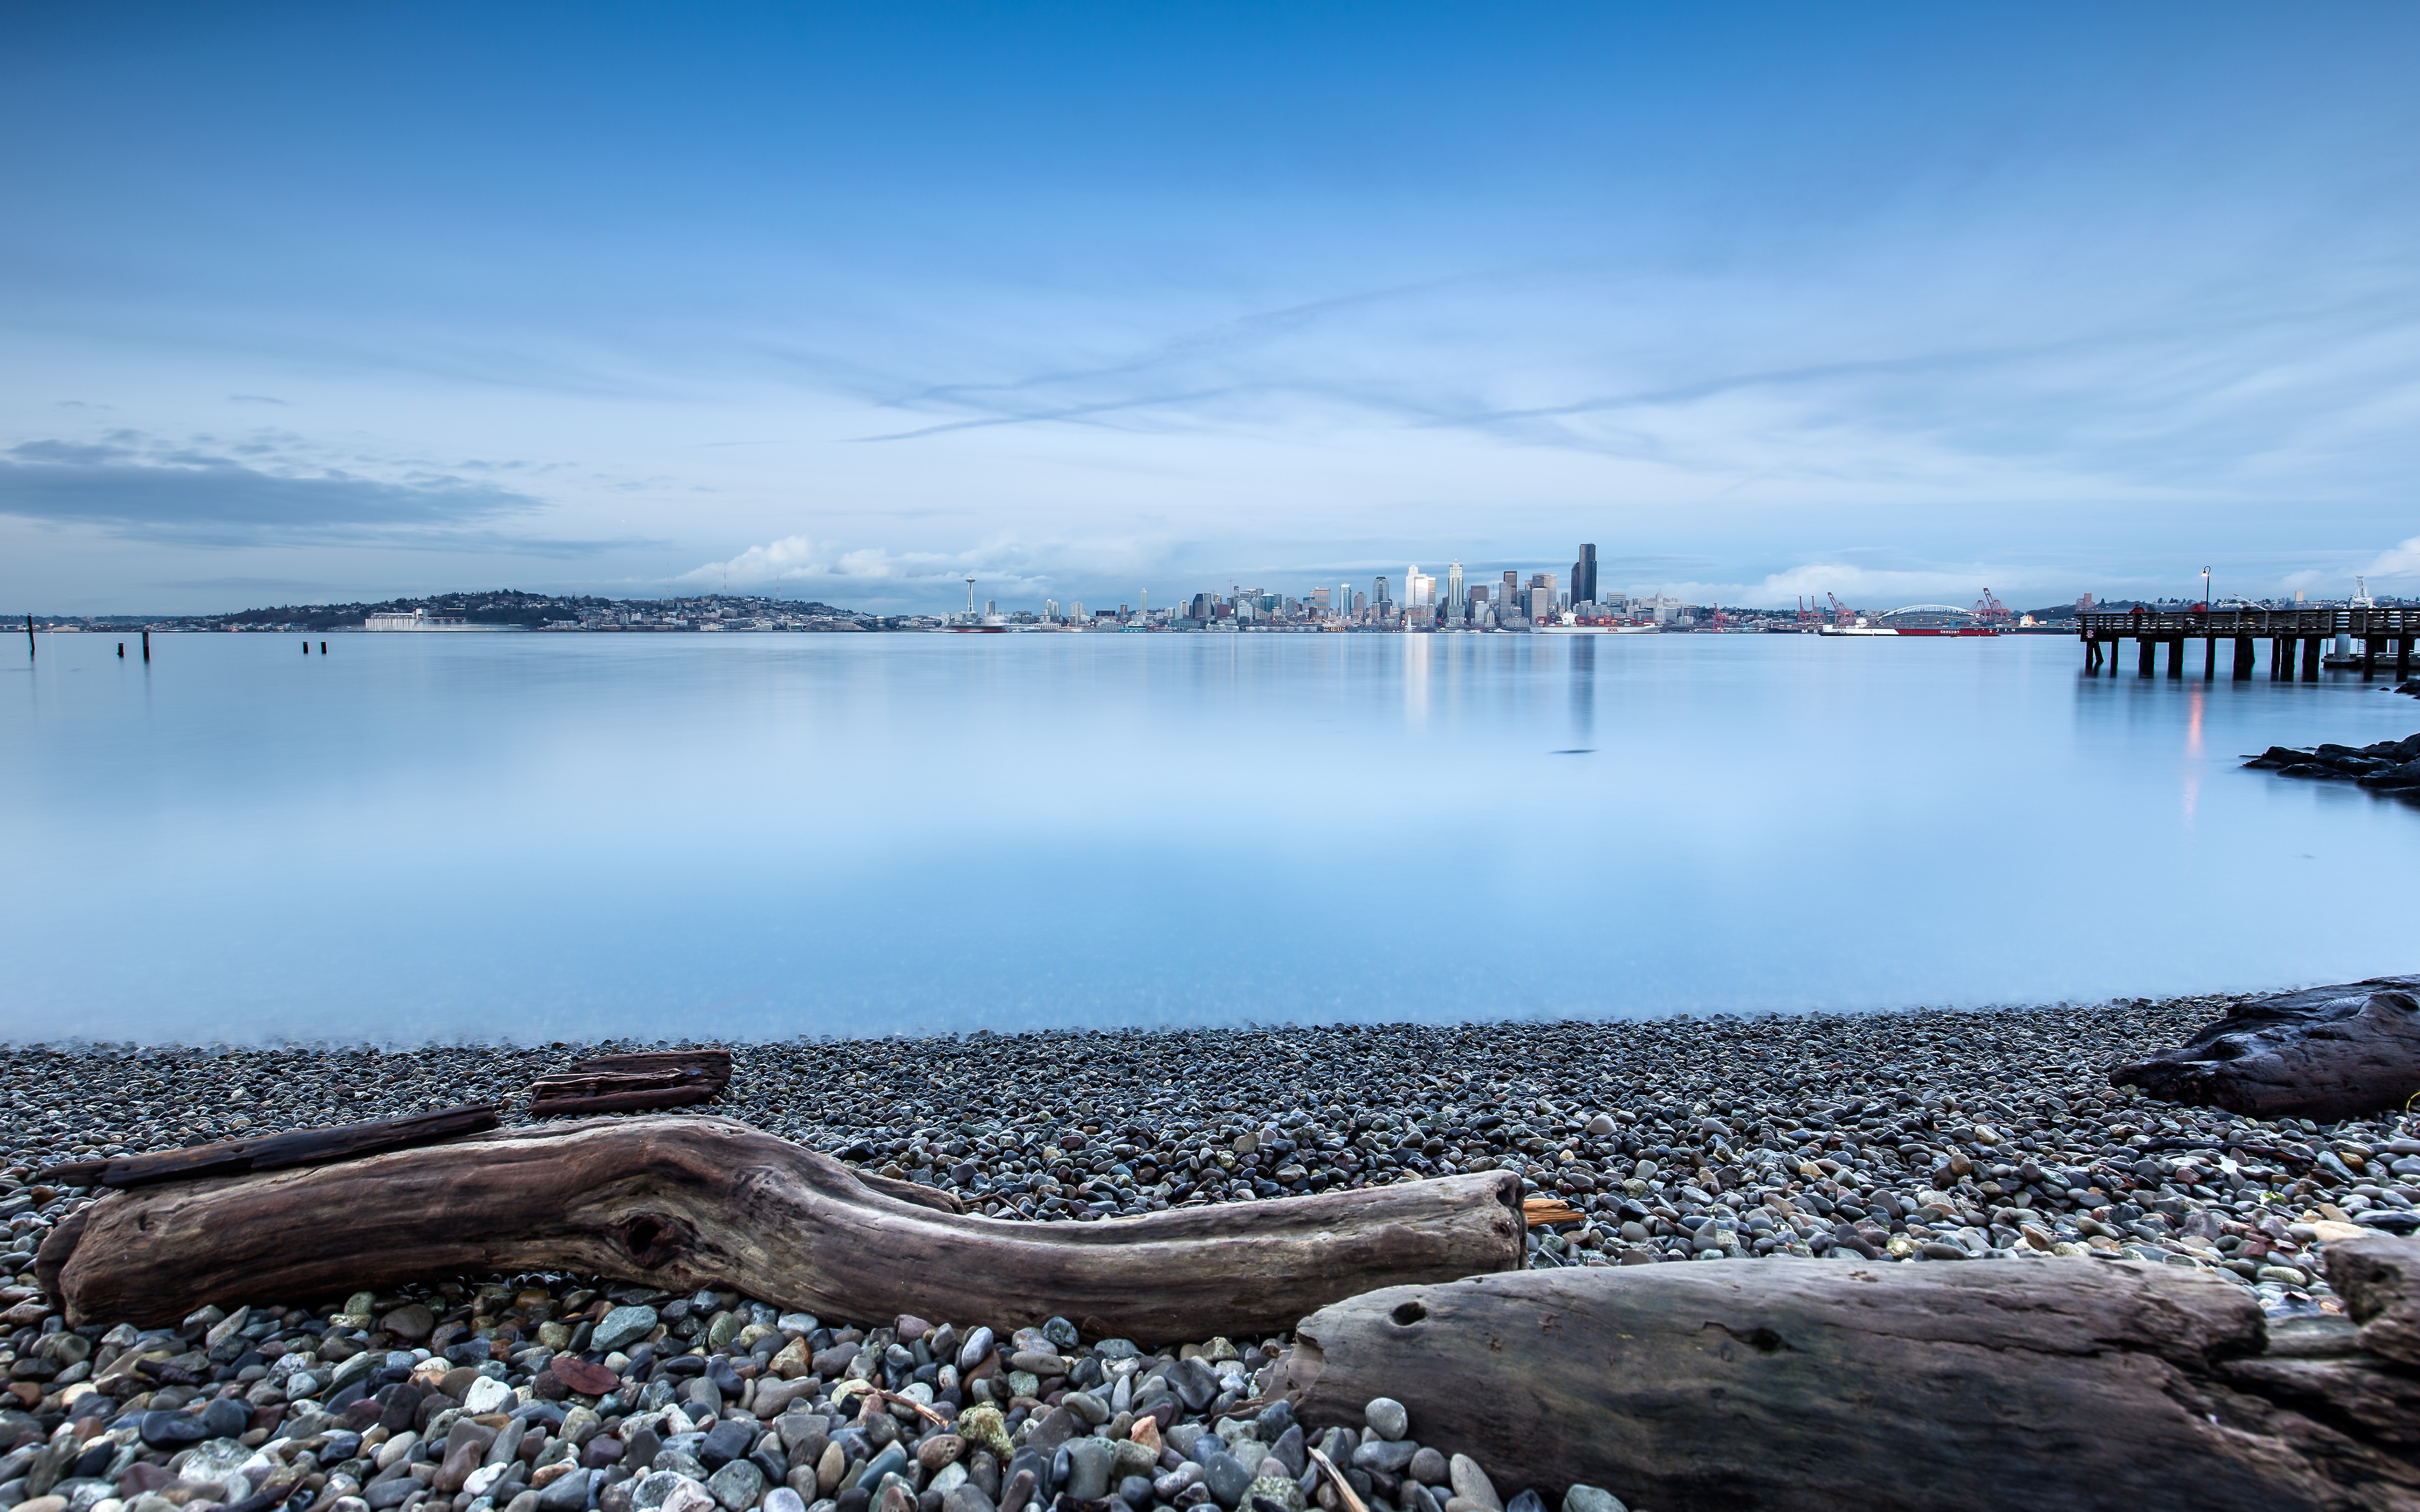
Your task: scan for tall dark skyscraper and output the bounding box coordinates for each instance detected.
[1571,543,1598,606]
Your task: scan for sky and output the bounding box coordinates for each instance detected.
[2,3,2417,616]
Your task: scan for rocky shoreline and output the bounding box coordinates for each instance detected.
[2247,726,2420,791]
[6,997,2420,1512]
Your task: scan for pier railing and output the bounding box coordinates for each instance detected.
[2076,608,2420,639]
[2074,607,2417,679]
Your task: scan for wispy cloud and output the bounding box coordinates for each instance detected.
[676,532,1170,605]
[0,432,623,555]
[2361,535,2420,582]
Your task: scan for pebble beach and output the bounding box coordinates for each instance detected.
[4,996,2418,1512]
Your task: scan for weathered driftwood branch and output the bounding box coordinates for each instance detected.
[2110,974,2420,1120]
[525,1049,732,1117]
[1283,1254,2420,1512]
[32,1103,499,1190]
[53,1115,1522,1342]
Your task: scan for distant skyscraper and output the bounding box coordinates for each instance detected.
[1446,560,1464,608]
[1501,570,1519,612]
[1571,544,1597,606]
[1374,575,1390,607]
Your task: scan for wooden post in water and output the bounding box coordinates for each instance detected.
[21,614,30,661]
[2202,635,2215,679]
[2166,636,2185,678]
[2402,637,2414,679]
[141,630,149,662]
[2233,636,2255,678]
[2301,636,2322,680]
[2137,636,2156,676]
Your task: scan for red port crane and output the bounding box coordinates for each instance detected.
[1971,588,2010,625]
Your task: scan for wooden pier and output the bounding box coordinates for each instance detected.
[2077,607,2419,680]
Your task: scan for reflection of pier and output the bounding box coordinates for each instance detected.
[2078,608,2418,680]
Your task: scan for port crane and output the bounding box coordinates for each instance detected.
[1971,588,2010,626]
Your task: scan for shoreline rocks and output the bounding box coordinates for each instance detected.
[7,997,2420,1502]
[2246,729,2420,791]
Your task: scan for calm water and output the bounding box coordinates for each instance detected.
[6,630,2417,1044]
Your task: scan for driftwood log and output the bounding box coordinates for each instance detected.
[50,1115,1522,1342]
[2333,1235,2420,1367]
[2110,975,2420,1119]
[525,1049,732,1117]
[1283,1254,2420,1512]
[31,1103,498,1190]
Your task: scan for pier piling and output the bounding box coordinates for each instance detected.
[141,630,149,662]
[2080,607,2420,686]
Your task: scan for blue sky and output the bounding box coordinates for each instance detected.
[3,3,2417,614]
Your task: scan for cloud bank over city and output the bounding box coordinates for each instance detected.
[3,4,2416,613]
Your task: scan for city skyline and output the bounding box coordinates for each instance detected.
[6,6,2420,615]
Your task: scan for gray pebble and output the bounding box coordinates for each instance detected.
[1362,1397,1409,1442]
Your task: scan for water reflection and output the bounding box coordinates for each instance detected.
[5,630,2417,1043]
[1570,638,1595,745]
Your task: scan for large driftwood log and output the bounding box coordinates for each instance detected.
[2110,975,2420,1119]
[53,1115,1521,1342]
[1283,1256,2420,1512]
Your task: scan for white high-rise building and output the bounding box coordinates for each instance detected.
[1405,565,1436,608]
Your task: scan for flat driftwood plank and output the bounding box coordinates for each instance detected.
[1283,1258,2420,1512]
[526,1048,732,1117]
[523,1083,722,1117]
[33,1103,500,1191]
[53,1114,1521,1342]
[566,1049,732,1080]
